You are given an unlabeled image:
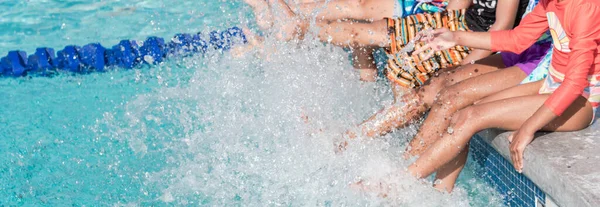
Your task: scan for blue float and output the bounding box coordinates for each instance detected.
[56,46,82,72]
[2,51,28,76]
[209,30,226,50]
[210,27,248,51]
[104,49,118,67]
[113,40,141,69]
[139,36,166,64]
[0,59,5,74]
[0,26,247,77]
[192,33,209,53]
[225,27,247,45]
[169,33,195,56]
[27,48,57,75]
[79,43,106,72]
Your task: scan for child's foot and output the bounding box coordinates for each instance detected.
[244,0,274,30]
[231,27,265,57]
[268,0,308,41]
[357,68,378,82]
[231,27,280,61]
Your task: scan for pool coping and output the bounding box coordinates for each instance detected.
[476,124,600,207]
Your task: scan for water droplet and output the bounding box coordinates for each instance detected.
[447,127,454,134]
[144,55,155,64]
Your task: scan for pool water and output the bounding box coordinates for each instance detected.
[0,0,505,206]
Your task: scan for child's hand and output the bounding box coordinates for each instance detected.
[507,129,535,173]
[412,28,457,60]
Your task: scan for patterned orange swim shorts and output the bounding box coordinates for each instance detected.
[385,10,471,88]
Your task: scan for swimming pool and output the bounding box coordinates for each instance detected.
[0,1,505,206]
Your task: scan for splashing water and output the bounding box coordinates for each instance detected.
[91,30,504,205]
[0,1,505,206]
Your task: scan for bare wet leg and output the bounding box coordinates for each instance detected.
[352,46,378,82]
[244,0,274,30]
[337,55,508,154]
[432,145,468,192]
[289,0,396,21]
[407,81,593,191]
[268,0,310,40]
[405,54,508,157]
[334,91,428,153]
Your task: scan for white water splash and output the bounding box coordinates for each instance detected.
[94,25,503,206]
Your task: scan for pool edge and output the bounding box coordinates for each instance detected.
[474,126,600,207]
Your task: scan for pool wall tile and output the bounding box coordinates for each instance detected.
[470,135,551,207]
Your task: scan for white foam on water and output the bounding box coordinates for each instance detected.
[94,33,505,206]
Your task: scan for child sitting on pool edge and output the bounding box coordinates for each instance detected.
[249,0,547,153]
[369,0,600,193]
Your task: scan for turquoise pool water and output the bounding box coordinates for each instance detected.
[1,1,505,206]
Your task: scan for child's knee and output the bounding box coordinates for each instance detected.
[434,87,464,109]
[449,107,478,129]
[426,76,447,91]
[419,80,446,106]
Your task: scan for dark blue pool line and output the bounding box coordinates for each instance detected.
[0,27,247,77]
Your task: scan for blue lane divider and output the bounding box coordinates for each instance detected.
[27,48,57,75]
[2,51,28,76]
[1,26,246,77]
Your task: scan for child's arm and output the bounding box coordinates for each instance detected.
[488,1,549,53]
[414,2,549,60]
[460,0,522,65]
[510,2,600,172]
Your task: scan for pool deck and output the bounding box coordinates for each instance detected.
[477,123,600,207]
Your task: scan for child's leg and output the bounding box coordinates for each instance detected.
[352,46,378,81]
[407,81,593,188]
[405,65,525,157]
[291,0,323,3]
[348,55,506,139]
[268,0,390,45]
[314,19,390,47]
[432,145,468,192]
[416,66,524,193]
[287,1,387,82]
[245,0,386,81]
[290,0,397,21]
[402,54,506,104]
[407,67,526,193]
[244,0,274,30]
